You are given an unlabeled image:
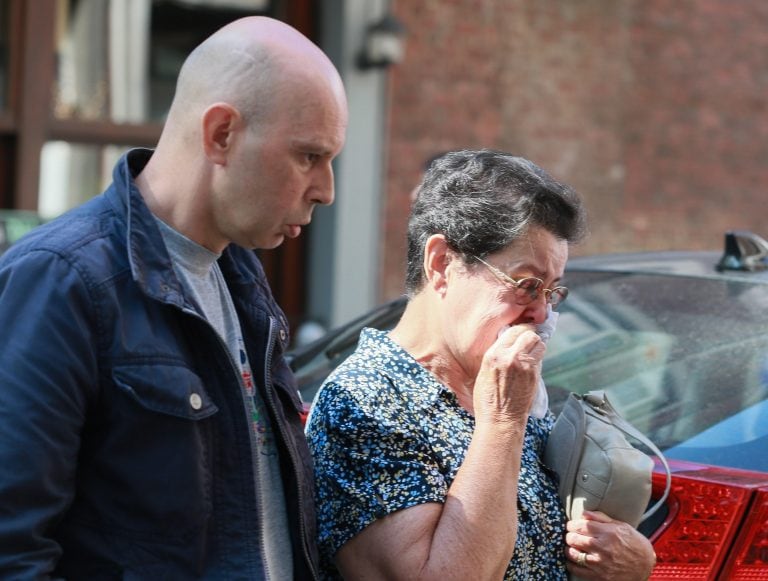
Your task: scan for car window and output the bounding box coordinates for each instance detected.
[544,271,768,471]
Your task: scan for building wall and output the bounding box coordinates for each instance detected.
[380,0,768,300]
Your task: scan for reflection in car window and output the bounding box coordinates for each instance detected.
[543,272,768,472]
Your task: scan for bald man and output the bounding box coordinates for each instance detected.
[0,17,347,579]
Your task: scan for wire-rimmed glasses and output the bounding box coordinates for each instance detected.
[472,255,569,309]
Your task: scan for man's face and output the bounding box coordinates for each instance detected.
[213,75,348,250]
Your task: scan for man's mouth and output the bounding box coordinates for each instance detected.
[286,224,303,238]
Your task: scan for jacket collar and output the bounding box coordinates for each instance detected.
[105,149,283,333]
[106,148,187,308]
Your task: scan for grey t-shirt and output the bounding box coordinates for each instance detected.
[156,218,293,580]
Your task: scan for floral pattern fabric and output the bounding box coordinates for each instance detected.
[306,328,568,580]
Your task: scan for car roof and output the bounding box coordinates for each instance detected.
[567,249,768,283]
[565,230,768,282]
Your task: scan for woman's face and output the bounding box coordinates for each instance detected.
[442,226,569,379]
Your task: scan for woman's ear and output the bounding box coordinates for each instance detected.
[423,234,451,294]
[201,103,242,165]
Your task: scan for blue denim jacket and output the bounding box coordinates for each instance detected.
[0,149,319,579]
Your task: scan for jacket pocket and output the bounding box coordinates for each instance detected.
[113,363,218,420]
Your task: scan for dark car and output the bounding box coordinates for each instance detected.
[288,230,768,580]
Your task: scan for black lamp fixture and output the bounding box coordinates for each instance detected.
[358,12,406,70]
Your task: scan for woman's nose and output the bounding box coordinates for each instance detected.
[524,296,549,325]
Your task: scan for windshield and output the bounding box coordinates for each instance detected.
[543,271,768,472]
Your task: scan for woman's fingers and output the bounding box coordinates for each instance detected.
[474,325,545,422]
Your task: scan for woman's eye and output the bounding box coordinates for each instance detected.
[517,278,540,290]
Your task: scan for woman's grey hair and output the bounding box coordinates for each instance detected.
[405,149,588,294]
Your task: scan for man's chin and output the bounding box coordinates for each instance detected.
[259,236,285,250]
[244,226,302,250]
[239,233,284,251]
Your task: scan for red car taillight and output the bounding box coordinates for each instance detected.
[719,486,768,580]
[650,471,750,580]
[649,465,768,581]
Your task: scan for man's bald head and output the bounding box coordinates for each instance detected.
[138,16,347,254]
[166,16,344,131]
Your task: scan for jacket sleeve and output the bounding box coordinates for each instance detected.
[0,249,98,577]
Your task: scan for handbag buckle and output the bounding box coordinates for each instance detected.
[583,391,609,415]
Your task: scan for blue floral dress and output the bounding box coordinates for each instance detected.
[306,328,567,580]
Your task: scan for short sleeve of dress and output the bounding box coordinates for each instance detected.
[306,375,449,560]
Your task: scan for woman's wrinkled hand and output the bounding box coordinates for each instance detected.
[565,510,657,580]
[472,324,546,426]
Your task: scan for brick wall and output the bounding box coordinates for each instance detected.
[380,0,768,300]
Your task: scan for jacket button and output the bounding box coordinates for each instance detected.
[189,393,202,410]
[279,329,287,342]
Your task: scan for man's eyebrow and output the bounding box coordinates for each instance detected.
[291,139,334,155]
[291,138,318,149]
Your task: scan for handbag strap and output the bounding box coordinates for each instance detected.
[583,391,672,523]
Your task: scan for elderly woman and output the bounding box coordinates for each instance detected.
[306,150,656,580]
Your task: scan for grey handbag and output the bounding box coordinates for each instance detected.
[543,390,672,528]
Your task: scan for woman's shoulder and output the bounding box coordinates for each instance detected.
[321,328,412,393]
[308,328,440,433]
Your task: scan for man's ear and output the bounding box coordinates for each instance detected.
[423,234,451,293]
[201,103,241,165]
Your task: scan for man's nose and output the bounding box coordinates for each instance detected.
[310,162,335,206]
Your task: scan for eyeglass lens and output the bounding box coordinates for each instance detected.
[473,255,568,308]
[514,279,568,308]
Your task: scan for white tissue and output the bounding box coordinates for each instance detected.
[531,306,558,418]
[530,376,550,419]
[536,305,559,343]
